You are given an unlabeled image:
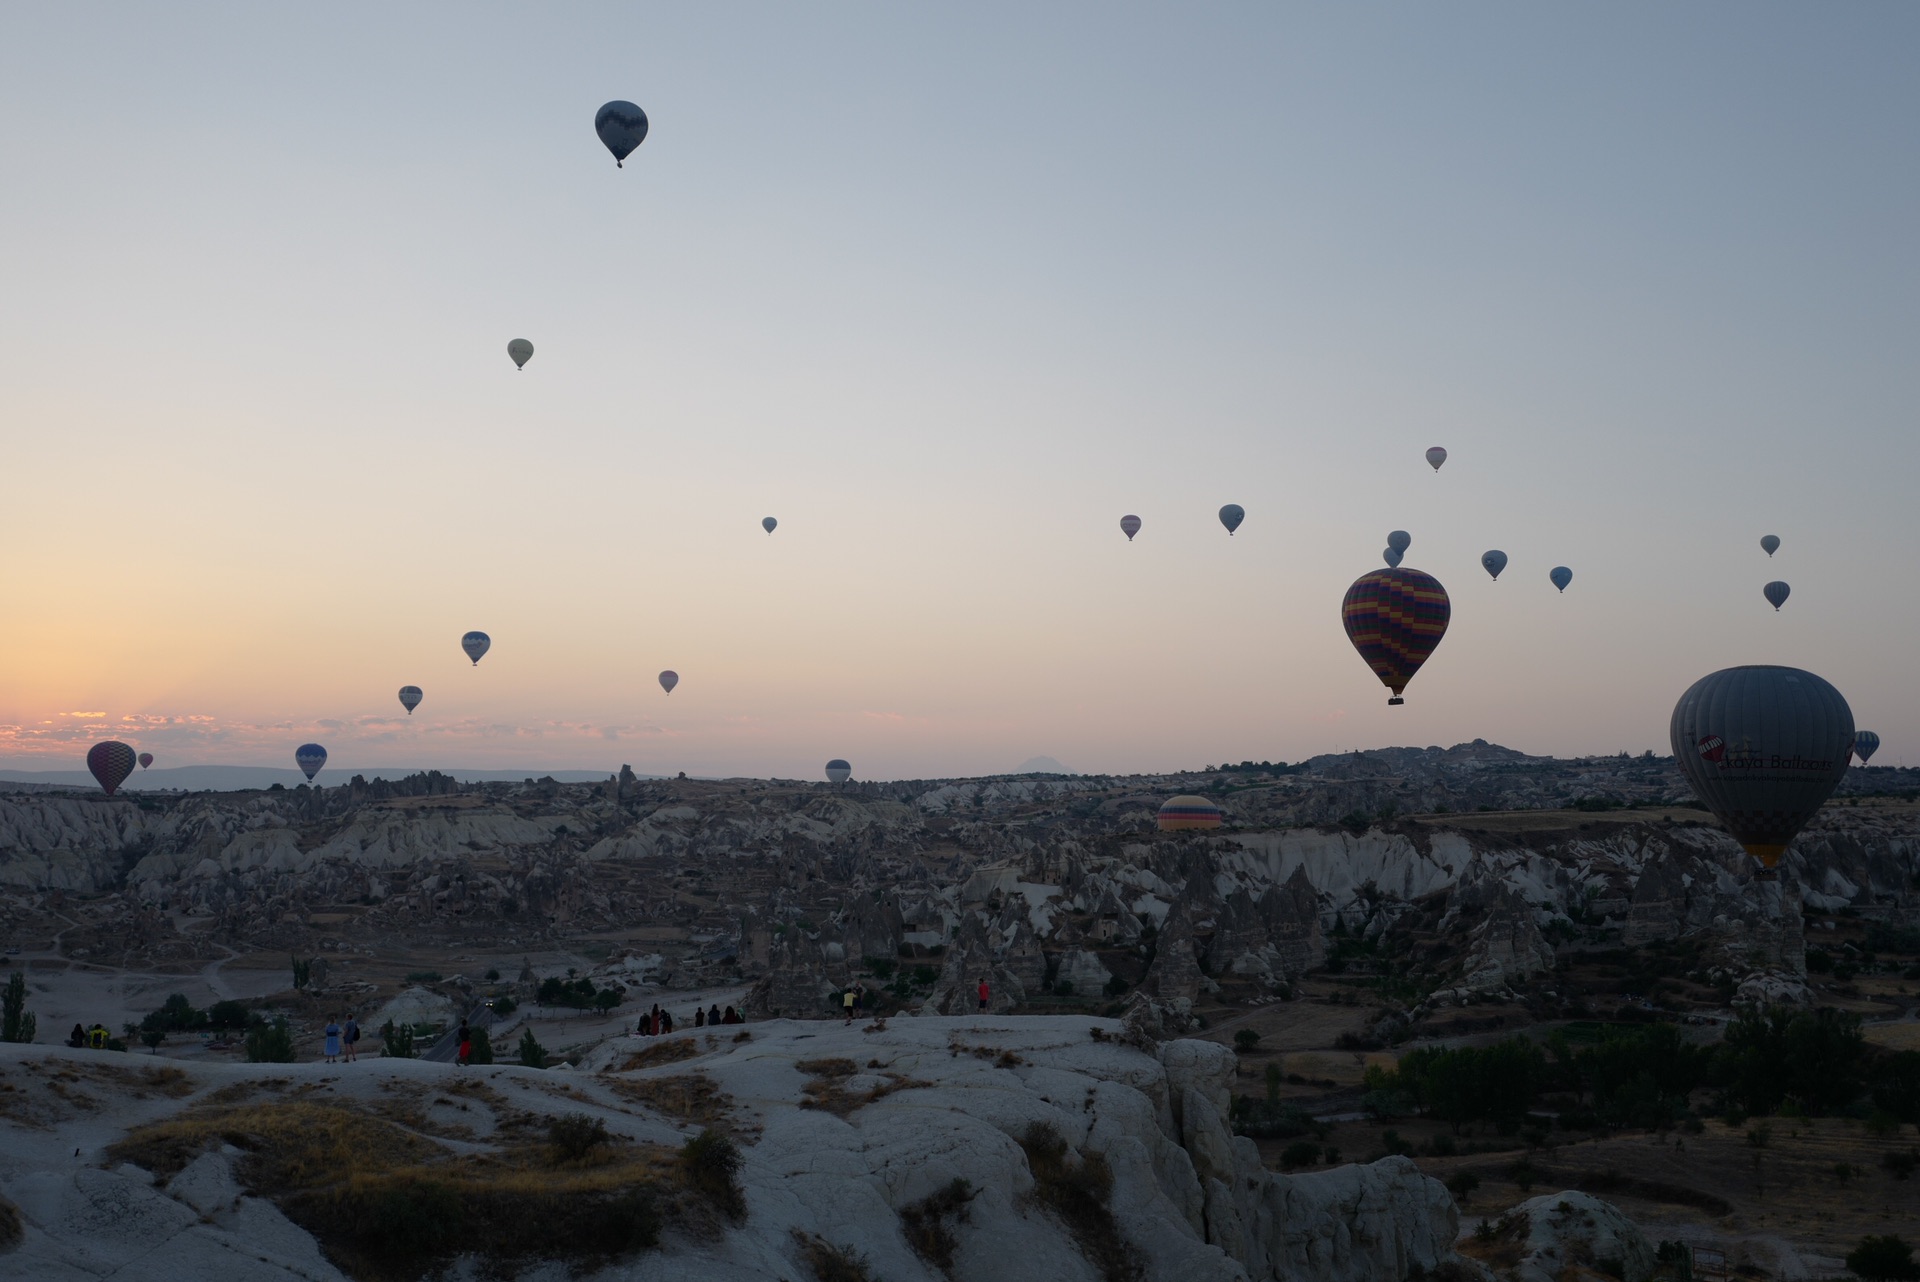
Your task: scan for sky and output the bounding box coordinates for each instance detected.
[2,4,1917,781]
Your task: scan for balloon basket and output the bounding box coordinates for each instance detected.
[1387,697,1404,706]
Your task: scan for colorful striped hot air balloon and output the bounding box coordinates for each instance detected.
[1157,795,1223,830]
[1854,730,1880,764]
[398,686,423,715]
[1341,568,1451,705]
[825,759,852,784]
[87,741,137,795]
[462,632,491,666]
[295,744,328,782]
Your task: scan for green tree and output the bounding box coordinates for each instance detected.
[245,1017,297,1063]
[467,1025,494,1065]
[1846,1235,1919,1281]
[1,972,36,1044]
[1718,1004,1866,1115]
[1265,1061,1283,1107]
[517,1028,548,1069]
[290,956,312,990]
[140,1028,167,1054]
[1872,1051,1920,1124]
[206,1000,250,1031]
[380,1020,416,1059]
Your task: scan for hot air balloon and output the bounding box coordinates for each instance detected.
[1341,568,1451,705]
[1218,504,1244,536]
[1761,534,1780,557]
[1481,550,1507,581]
[659,670,678,695]
[595,100,649,167]
[825,759,852,784]
[1854,730,1881,764]
[462,631,491,666]
[1669,664,1853,868]
[1426,447,1448,472]
[1119,515,1141,541]
[87,741,136,795]
[398,686,423,715]
[1382,547,1403,568]
[762,517,777,535]
[1550,566,1572,593]
[138,752,154,770]
[1157,796,1223,831]
[507,339,533,370]
[1387,530,1411,553]
[1764,581,1790,611]
[295,744,328,782]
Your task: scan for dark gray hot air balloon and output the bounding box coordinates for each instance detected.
[1386,530,1411,553]
[462,631,491,666]
[1119,515,1141,541]
[1669,665,1853,868]
[1764,581,1790,611]
[1382,547,1403,568]
[398,686,423,715]
[825,759,852,784]
[1425,446,1447,472]
[507,339,533,370]
[1761,534,1780,557]
[1481,550,1507,580]
[762,517,777,535]
[659,670,678,695]
[1550,566,1572,593]
[1218,504,1244,536]
[1854,730,1880,764]
[295,743,328,782]
[595,101,649,167]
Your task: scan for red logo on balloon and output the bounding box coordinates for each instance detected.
[1696,734,1726,763]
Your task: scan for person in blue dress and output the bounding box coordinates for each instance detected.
[323,1016,342,1064]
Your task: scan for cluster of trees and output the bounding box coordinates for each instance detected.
[2,972,35,1044]
[537,973,622,1012]
[1362,1006,1920,1131]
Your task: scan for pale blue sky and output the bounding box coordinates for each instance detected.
[2,5,1916,778]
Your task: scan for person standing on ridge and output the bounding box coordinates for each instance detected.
[343,1014,360,1063]
[323,1016,341,1064]
[709,1004,722,1026]
[843,987,857,1025]
[977,977,990,1013]
[456,1020,472,1067]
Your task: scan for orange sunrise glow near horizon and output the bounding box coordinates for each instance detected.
[3,6,1917,781]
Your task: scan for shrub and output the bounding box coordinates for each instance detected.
[793,1229,874,1282]
[206,1000,250,1031]
[1508,1160,1539,1193]
[491,994,517,1016]
[517,1029,548,1069]
[245,1017,297,1064]
[680,1129,745,1220]
[466,1026,493,1065]
[1,972,35,1044]
[406,970,441,984]
[899,1177,973,1275]
[548,1113,611,1164]
[1234,1029,1262,1052]
[1872,1051,1920,1124]
[1018,1123,1142,1282]
[141,1029,167,1053]
[1882,1148,1919,1180]
[1847,1235,1920,1281]
[1279,1141,1321,1169]
[484,968,500,982]
[1055,980,1075,997]
[1446,1171,1482,1205]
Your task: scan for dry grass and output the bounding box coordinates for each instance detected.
[0,1192,21,1249]
[616,1038,705,1072]
[795,1059,931,1117]
[793,1229,874,1281]
[607,1072,736,1126]
[900,1177,974,1277]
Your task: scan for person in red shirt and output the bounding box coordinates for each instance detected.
[456,1020,472,1067]
[977,977,990,1013]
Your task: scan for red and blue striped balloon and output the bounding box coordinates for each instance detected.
[1341,568,1451,705]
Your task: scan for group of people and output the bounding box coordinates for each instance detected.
[638,1003,742,1036]
[320,1015,363,1063]
[66,1023,110,1049]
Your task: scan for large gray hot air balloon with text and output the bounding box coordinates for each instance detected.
[1119,514,1141,541]
[595,101,649,167]
[295,743,328,782]
[462,631,491,666]
[398,686,423,715]
[507,339,533,370]
[1481,550,1507,581]
[1669,665,1853,869]
[825,759,852,784]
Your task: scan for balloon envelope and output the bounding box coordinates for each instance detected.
[1426,446,1448,471]
[398,686,423,715]
[87,741,136,795]
[507,339,533,369]
[1386,530,1411,552]
[1157,795,1223,831]
[462,631,491,666]
[762,517,777,534]
[1761,534,1780,557]
[1669,664,1853,867]
[825,759,852,784]
[1218,504,1244,535]
[1341,568,1451,704]
[659,670,678,694]
[595,100,649,166]
[1854,730,1881,764]
[295,743,328,782]
[1382,547,1403,568]
[1550,566,1572,592]
[1119,514,1141,541]
[138,752,154,769]
[1481,550,1508,580]
[1764,581,1790,611]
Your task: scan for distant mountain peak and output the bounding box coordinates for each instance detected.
[1013,756,1073,776]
